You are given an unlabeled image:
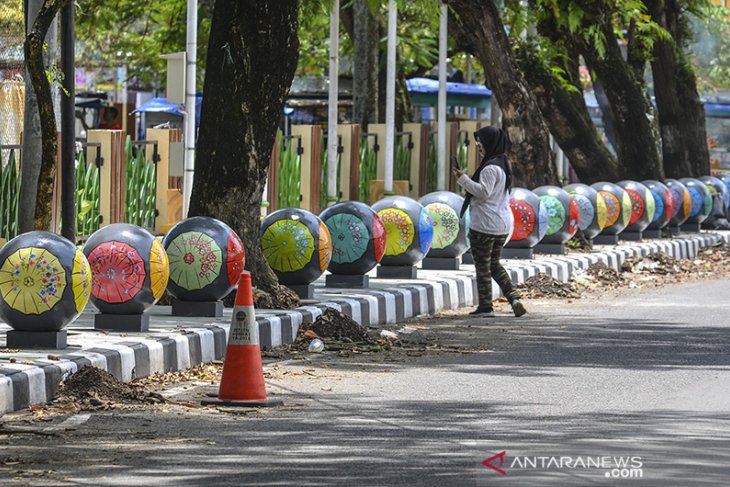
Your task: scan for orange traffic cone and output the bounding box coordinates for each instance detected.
[201,271,283,407]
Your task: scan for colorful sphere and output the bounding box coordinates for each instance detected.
[319,201,385,276]
[617,181,655,233]
[564,183,606,239]
[533,186,578,244]
[0,232,91,332]
[418,191,469,258]
[665,179,693,226]
[699,176,729,214]
[84,224,169,314]
[642,180,674,229]
[260,208,332,285]
[372,196,433,266]
[591,182,632,235]
[505,188,542,249]
[679,178,712,223]
[162,217,245,302]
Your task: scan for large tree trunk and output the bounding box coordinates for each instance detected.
[515,46,620,183]
[451,0,558,187]
[647,0,710,178]
[24,0,71,231]
[189,0,298,299]
[350,0,379,129]
[579,20,664,181]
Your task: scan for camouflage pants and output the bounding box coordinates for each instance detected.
[469,230,520,307]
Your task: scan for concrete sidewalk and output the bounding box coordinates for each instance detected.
[0,231,727,414]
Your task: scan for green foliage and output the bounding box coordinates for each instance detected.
[358,136,377,202]
[75,0,213,89]
[75,151,100,236]
[394,133,412,181]
[426,131,437,194]
[691,4,730,89]
[124,136,157,228]
[0,150,20,240]
[278,131,302,209]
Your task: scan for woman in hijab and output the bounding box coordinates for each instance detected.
[452,126,526,318]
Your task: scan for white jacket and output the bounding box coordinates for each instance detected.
[457,165,512,235]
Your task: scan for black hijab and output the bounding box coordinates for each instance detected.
[460,126,512,217]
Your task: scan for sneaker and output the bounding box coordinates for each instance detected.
[469,306,494,316]
[511,299,527,317]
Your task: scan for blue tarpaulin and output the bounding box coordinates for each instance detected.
[132,96,202,127]
[406,77,492,108]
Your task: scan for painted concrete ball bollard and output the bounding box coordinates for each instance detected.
[564,183,607,239]
[0,231,91,331]
[617,181,656,233]
[717,173,730,209]
[642,180,675,230]
[699,176,729,213]
[372,196,433,267]
[418,191,469,258]
[665,179,693,226]
[260,208,332,285]
[533,185,580,244]
[590,182,632,235]
[83,224,170,314]
[679,178,712,223]
[319,201,385,275]
[504,187,545,248]
[162,217,245,301]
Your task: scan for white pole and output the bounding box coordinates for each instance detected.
[182,0,197,218]
[121,64,128,135]
[384,0,397,195]
[437,2,447,191]
[327,0,340,207]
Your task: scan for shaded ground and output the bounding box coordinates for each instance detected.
[1,254,730,485]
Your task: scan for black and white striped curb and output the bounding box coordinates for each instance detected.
[1,231,727,414]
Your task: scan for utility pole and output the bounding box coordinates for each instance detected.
[60,1,75,241]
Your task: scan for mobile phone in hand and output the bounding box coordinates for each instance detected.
[450,156,460,170]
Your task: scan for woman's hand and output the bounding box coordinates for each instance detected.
[452,167,464,178]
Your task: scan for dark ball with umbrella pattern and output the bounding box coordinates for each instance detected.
[372,196,433,267]
[418,191,469,258]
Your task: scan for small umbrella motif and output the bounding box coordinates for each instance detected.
[418,208,434,254]
[644,189,656,223]
[167,232,221,291]
[621,191,633,226]
[324,213,370,265]
[625,189,645,225]
[595,193,608,229]
[568,197,580,236]
[318,222,333,272]
[687,187,703,217]
[372,213,386,262]
[261,219,314,273]
[537,201,549,240]
[378,208,414,256]
[539,195,566,236]
[226,233,245,286]
[508,199,535,241]
[701,188,712,217]
[663,188,674,222]
[650,190,664,224]
[0,247,66,315]
[425,203,460,250]
[572,194,595,231]
[149,239,169,300]
[600,192,620,227]
[89,241,146,304]
[72,248,92,314]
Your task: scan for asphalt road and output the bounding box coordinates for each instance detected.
[2,279,729,486]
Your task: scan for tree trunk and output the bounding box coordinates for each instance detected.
[24,0,71,231]
[450,0,558,187]
[579,21,664,181]
[19,0,44,234]
[515,45,620,183]
[647,0,710,178]
[188,0,298,298]
[350,0,379,129]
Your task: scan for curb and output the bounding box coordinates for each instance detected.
[1,231,727,414]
